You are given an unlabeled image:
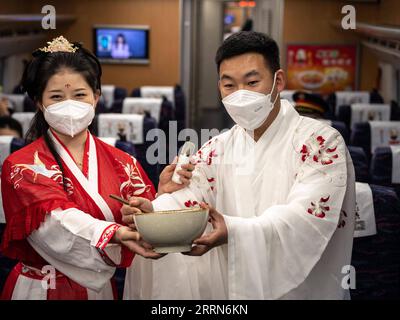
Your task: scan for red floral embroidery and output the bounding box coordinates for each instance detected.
[301,134,339,165]
[206,150,217,165]
[96,224,120,250]
[307,196,330,218]
[184,200,199,208]
[11,151,74,195]
[337,210,347,228]
[195,139,218,166]
[95,224,121,266]
[207,177,216,192]
[118,157,151,198]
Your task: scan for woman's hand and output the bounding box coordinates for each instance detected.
[112,226,163,259]
[121,197,153,229]
[158,157,196,196]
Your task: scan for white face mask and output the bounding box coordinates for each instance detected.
[222,73,279,130]
[43,99,95,137]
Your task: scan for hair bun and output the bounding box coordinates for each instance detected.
[32,49,46,58]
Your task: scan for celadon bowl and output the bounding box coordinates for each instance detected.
[134,207,209,253]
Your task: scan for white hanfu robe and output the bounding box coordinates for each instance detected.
[125,99,356,300]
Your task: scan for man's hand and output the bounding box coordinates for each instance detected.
[183,203,228,256]
[112,226,164,259]
[121,197,153,229]
[158,157,196,195]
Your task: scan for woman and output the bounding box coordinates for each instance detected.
[111,34,130,59]
[0,36,193,300]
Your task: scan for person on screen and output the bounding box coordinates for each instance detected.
[111,34,130,59]
[0,35,193,300]
[98,35,110,53]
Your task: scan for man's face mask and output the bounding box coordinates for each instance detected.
[222,73,279,130]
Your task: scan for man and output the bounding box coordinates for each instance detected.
[293,91,350,144]
[293,91,329,119]
[123,31,356,300]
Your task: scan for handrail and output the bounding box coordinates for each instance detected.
[0,14,76,30]
[356,22,400,41]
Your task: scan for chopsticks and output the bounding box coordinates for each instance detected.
[109,194,130,205]
[109,194,150,215]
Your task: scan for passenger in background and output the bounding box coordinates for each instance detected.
[292,91,329,120]
[0,117,23,138]
[292,91,350,143]
[0,98,12,117]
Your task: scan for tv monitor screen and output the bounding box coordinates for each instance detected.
[93,25,149,64]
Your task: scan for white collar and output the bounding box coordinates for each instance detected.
[48,130,114,222]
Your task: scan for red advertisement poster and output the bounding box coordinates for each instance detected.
[286,44,357,95]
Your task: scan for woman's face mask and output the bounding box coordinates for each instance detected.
[41,69,98,137]
[222,73,279,130]
[43,99,95,137]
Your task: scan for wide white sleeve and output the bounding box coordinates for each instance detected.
[223,131,352,299]
[153,138,219,211]
[27,207,122,292]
